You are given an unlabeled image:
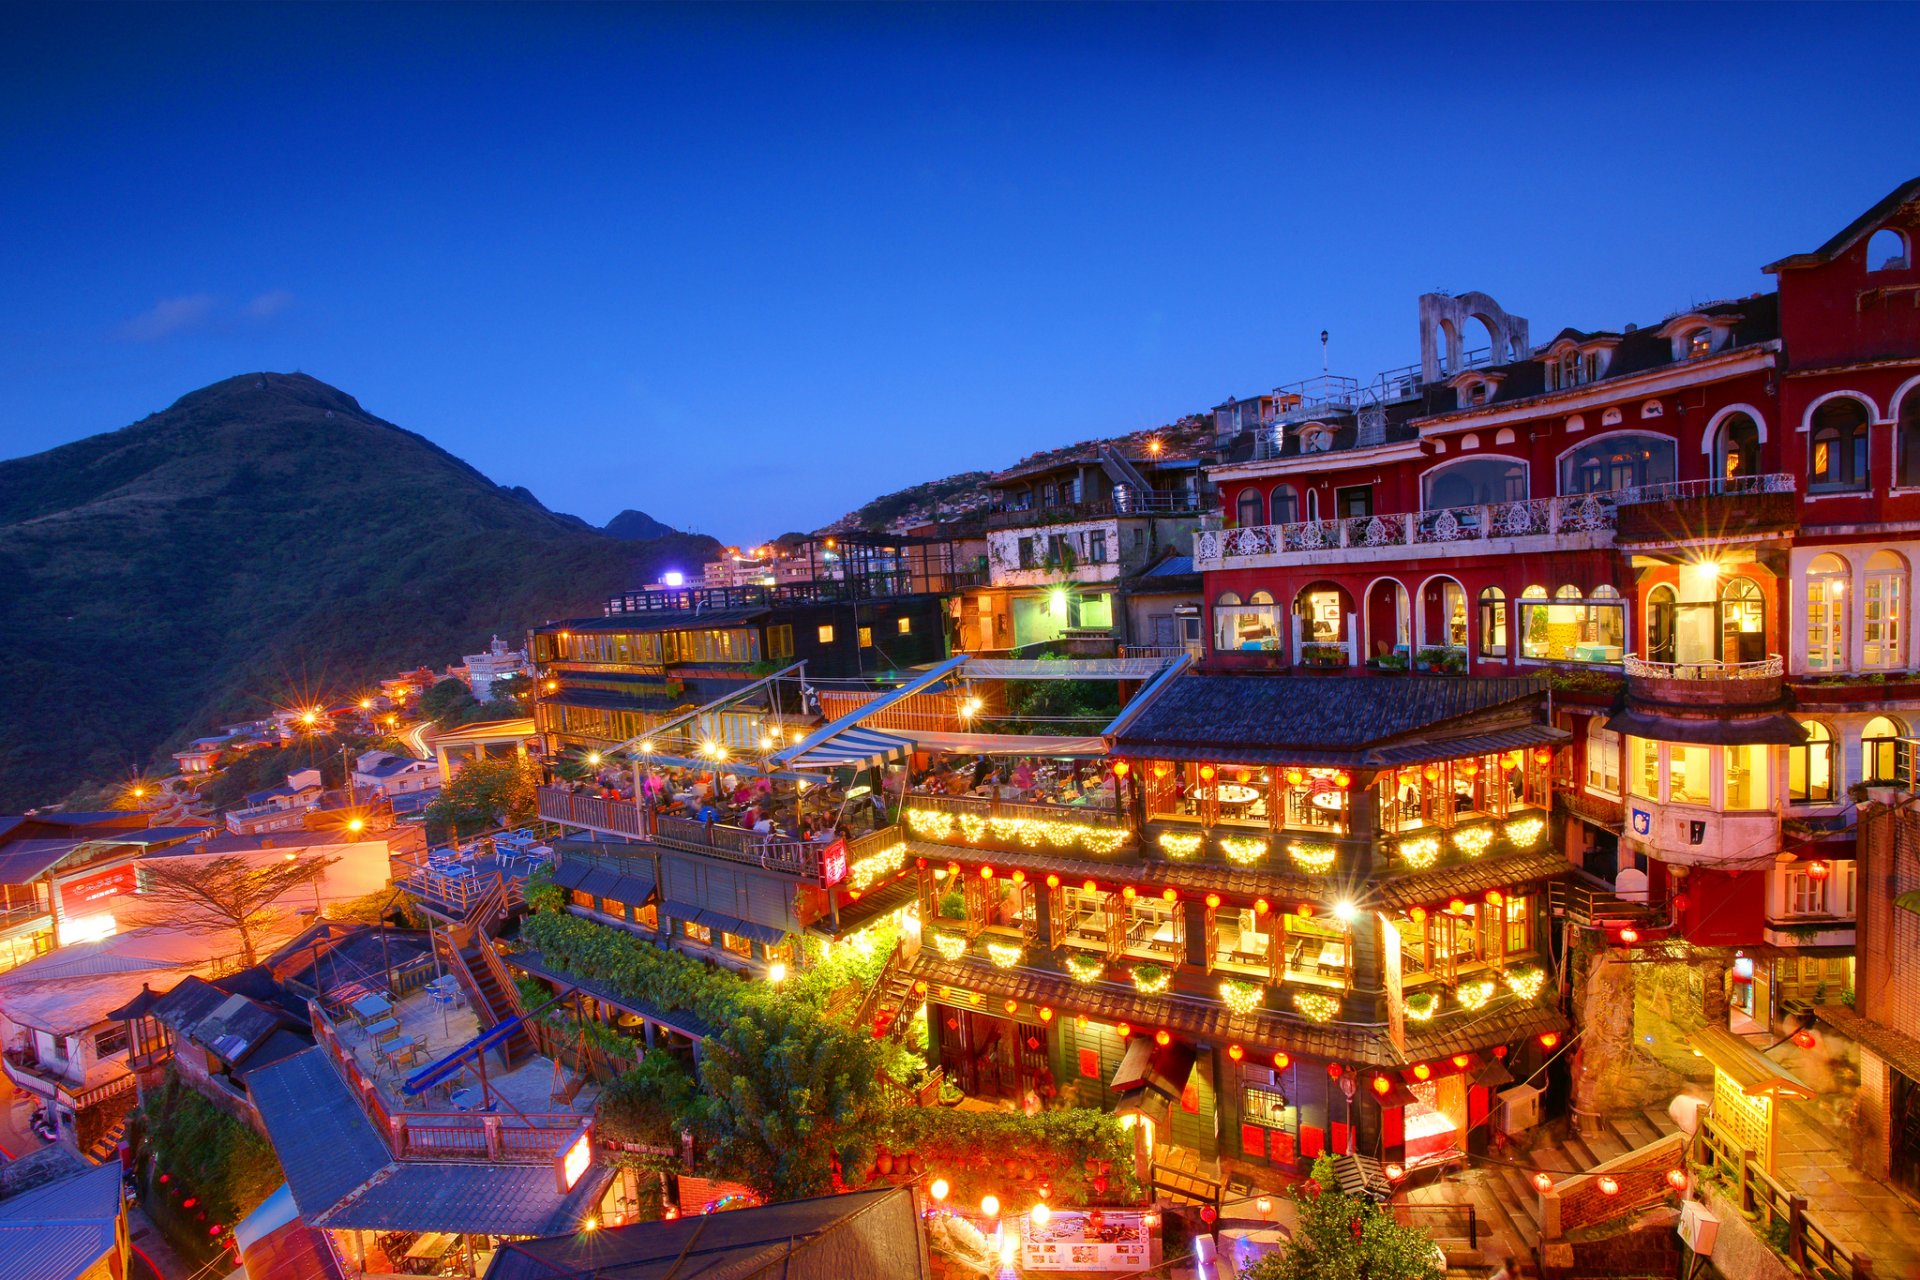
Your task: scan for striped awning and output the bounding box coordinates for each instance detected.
[787,726,915,771]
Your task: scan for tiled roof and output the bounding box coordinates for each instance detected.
[250,1046,609,1237]
[911,952,1402,1065]
[1113,675,1547,766]
[1813,1003,1920,1083]
[486,1188,919,1280]
[1375,849,1570,910]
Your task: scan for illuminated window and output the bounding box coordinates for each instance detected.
[1213,591,1278,652]
[1723,744,1768,810]
[1668,746,1710,804]
[1716,413,1762,480]
[1559,434,1677,495]
[859,627,873,648]
[1478,587,1508,658]
[768,625,794,660]
[721,932,752,958]
[1864,716,1903,783]
[1809,399,1870,491]
[1865,551,1906,669]
[896,617,912,635]
[1789,722,1835,804]
[1806,554,1850,673]
[681,919,712,945]
[1687,329,1713,358]
[817,625,835,644]
[1586,721,1621,795]
[1629,737,1659,800]
[1787,870,1829,917]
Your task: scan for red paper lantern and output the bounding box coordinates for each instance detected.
[1422,765,1440,782]
[1533,1171,1554,1193]
[1539,1032,1560,1049]
[1123,885,1137,900]
[1371,1075,1391,1096]
[1200,1205,1217,1224]
[979,865,994,880]
[1598,1176,1620,1196]
[1326,1062,1342,1079]
[1386,1162,1405,1180]
[1793,1029,1817,1049]
[1039,1006,1054,1022]
[1254,898,1271,915]
[1619,926,1640,945]
[1272,1051,1290,1069]
[1115,1022,1132,1038]
[1011,869,1025,884]
[1493,1045,1508,1059]
[1199,765,1217,782]
[1297,903,1313,918]
[1533,747,1553,764]
[1412,1063,1431,1081]
[1046,874,1060,888]
[1485,889,1504,906]
[1666,1168,1688,1191]
[1228,1044,1244,1062]
[1004,999,1019,1014]
[1334,772,1352,788]
[1113,760,1131,778]
[1451,1054,1471,1068]
[1083,879,1098,892]
[1808,860,1830,881]
[1447,897,1467,913]
[1206,893,1221,909]
[1285,768,1305,785]
[1409,906,1427,924]
[1155,1030,1172,1047]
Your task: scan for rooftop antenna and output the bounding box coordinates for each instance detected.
[1320,329,1330,375]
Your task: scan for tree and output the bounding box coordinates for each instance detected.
[419,677,479,724]
[693,994,890,1200]
[491,671,534,705]
[427,755,540,833]
[134,854,334,966]
[1243,1156,1445,1280]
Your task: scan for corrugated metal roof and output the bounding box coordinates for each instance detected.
[319,1162,611,1236]
[0,1161,123,1280]
[249,1048,393,1220]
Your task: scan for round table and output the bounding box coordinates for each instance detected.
[1309,790,1347,812]
[1191,783,1261,809]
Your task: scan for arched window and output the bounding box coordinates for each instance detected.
[1270,485,1298,525]
[1213,591,1279,653]
[1235,489,1265,528]
[1685,328,1713,358]
[1647,584,1678,664]
[1418,578,1467,651]
[1863,715,1905,783]
[1421,457,1527,510]
[1865,550,1907,669]
[1789,722,1835,804]
[1558,433,1678,495]
[1555,584,1582,600]
[1478,587,1508,659]
[1869,228,1911,273]
[1305,489,1321,521]
[1715,413,1762,481]
[1719,576,1766,665]
[1807,553,1850,673]
[1586,719,1621,795]
[1521,584,1626,663]
[1898,389,1920,489]
[1295,582,1352,644]
[1809,398,1870,491]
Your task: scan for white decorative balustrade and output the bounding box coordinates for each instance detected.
[1195,494,1619,569]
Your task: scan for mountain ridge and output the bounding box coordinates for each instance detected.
[0,371,717,808]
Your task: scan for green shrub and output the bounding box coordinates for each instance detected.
[140,1070,281,1225]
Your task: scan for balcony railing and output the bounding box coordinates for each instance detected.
[650,814,822,877]
[536,787,649,839]
[310,1000,584,1164]
[1624,654,1783,680]
[1612,473,1795,506]
[1195,495,1617,568]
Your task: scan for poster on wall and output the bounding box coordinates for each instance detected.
[1019,1208,1154,1272]
[59,863,137,916]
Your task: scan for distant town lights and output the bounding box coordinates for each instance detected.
[662,571,685,587]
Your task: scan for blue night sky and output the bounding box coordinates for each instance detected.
[3,3,1916,543]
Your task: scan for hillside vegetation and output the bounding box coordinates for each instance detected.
[0,372,716,809]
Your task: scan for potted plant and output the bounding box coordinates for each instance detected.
[1372,652,1409,673]
[1301,643,1347,669]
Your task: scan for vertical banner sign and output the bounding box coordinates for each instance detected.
[1380,911,1405,1056]
[819,839,847,888]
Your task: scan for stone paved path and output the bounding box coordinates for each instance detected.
[1774,1100,1920,1280]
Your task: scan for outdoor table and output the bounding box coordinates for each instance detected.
[366,1016,401,1042]
[406,1233,457,1262]
[1309,791,1345,812]
[351,993,393,1023]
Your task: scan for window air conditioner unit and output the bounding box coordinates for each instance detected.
[1495,1083,1542,1137]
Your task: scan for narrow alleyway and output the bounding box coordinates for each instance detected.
[1772,1101,1920,1280]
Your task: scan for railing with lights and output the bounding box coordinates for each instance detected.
[1623,654,1783,681]
[903,792,1133,857]
[1195,494,1618,568]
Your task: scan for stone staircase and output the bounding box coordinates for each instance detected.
[1441,1107,1682,1277]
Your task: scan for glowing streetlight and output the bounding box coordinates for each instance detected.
[1333,899,1358,923]
[586,751,602,767]
[640,740,655,754]
[928,1178,949,1203]
[767,961,788,983]
[300,709,318,727]
[980,1195,1000,1220]
[346,817,366,835]
[1030,1202,1051,1227]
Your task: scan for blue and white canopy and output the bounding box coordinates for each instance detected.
[784,725,915,771]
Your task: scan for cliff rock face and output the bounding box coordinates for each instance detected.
[1568,939,1698,1122]
[0,371,717,808]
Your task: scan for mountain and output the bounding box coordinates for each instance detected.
[819,470,995,535]
[0,372,719,809]
[604,508,677,541]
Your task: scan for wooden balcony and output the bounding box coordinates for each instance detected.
[536,786,649,839]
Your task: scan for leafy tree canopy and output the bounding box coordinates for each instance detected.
[1243,1155,1445,1280]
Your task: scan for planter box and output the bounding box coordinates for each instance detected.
[1793,678,1920,705]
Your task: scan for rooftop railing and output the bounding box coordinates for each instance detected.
[1612,473,1795,506]
[1195,495,1618,568]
